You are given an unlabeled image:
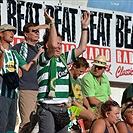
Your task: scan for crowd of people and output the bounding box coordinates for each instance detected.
[0,9,133,133]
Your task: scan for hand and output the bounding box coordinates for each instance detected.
[81,11,90,28]
[18,68,22,78]
[0,41,5,53]
[70,113,75,121]
[35,24,50,30]
[44,9,54,23]
[38,45,44,54]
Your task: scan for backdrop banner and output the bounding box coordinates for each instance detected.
[0,0,133,83]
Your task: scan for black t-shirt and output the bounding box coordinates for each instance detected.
[12,42,40,90]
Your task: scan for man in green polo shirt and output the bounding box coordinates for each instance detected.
[81,55,112,111]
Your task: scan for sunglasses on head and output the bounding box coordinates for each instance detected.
[93,65,106,70]
[106,101,119,111]
[32,29,39,33]
[122,103,133,114]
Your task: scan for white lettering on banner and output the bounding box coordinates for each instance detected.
[116,49,133,64]
[1,0,133,83]
[85,46,111,61]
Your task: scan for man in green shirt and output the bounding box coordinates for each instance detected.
[0,24,43,133]
[68,57,94,131]
[37,11,90,133]
[81,55,112,111]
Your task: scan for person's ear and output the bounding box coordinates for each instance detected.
[0,32,4,38]
[73,65,77,69]
[24,32,28,38]
[45,43,48,48]
[122,114,126,121]
[105,111,109,118]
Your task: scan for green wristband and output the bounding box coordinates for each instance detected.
[50,22,55,25]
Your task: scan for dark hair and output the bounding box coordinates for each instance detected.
[94,100,120,119]
[23,22,38,33]
[101,100,120,117]
[43,29,62,49]
[73,57,89,69]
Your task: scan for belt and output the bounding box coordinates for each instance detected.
[38,101,66,108]
[55,103,65,107]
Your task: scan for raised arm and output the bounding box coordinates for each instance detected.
[21,9,57,71]
[35,24,50,30]
[44,9,57,49]
[33,8,57,50]
[75,11,90,57]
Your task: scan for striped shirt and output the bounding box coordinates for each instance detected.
[37,49,76,104]
[0,49,27,99]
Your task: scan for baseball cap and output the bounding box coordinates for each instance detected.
[0,24,16,34]
[92,55,107,67]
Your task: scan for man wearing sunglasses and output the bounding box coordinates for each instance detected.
[81,55,112,111]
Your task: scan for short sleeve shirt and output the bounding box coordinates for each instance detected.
[0,49,27,99]
[81,71,111,106]
[37,49,77,104]
[70,77,84,105]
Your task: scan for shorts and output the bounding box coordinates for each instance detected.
[68,106,83,117]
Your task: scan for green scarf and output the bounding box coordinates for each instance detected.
[60,54,75,98]
[48,57,56,98]
[48,54,75,98]
[19,40,42,61]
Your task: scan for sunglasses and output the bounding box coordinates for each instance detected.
[122,103,133,114]
[106,101,119,111]
[32,30,39,33]
[93,65,106,70]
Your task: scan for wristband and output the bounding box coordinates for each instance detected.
[82,27,89,31]
[50,22,55,25]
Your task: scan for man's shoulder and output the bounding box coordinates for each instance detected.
[102,73,108,79]
[12,43,22,50]
[83,71,93,78]
[14,42,22,46]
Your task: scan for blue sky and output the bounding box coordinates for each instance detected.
[87,0,133,13]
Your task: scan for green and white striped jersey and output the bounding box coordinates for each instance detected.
[37,49,76,104]
[0,49,27,99]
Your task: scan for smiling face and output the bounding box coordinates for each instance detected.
[53,36,62,58]
[91,64,106,77]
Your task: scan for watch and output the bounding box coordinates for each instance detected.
[82,27,89,31]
